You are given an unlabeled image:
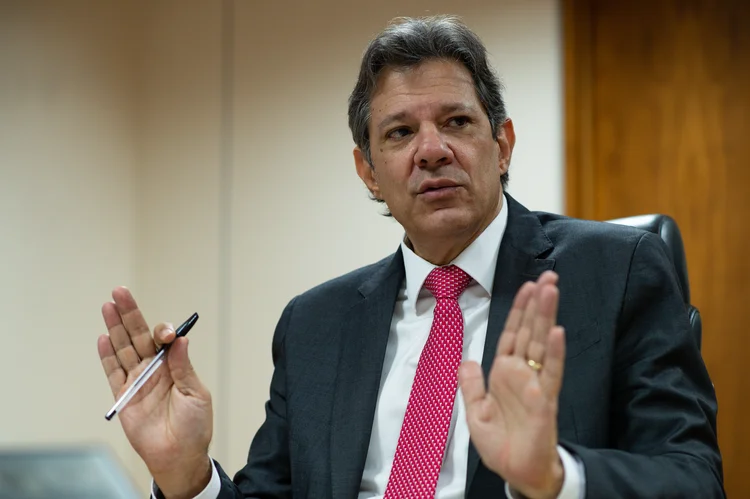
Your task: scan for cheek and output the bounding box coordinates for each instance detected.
[375,156,414,191]
[460,149,501,192]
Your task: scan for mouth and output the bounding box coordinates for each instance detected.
[417,179,461,194]
[417,183,461,201]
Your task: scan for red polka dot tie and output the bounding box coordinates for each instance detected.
[384,265,472,499]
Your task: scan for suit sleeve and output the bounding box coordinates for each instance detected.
[212,297,296,499]
[562,232,725,498]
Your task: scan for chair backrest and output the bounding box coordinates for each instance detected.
[606,214,701,348]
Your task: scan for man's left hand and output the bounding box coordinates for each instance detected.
[459,271,566,499]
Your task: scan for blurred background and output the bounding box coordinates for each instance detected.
[0,0,747,496]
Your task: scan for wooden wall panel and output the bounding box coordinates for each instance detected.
[565,0,750,495]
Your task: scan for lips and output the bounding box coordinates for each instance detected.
[417,179,460,194]
[416,179,462,202]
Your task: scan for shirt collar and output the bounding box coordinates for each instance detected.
[400,194,509,309]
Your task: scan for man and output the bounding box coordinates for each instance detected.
[98,16,724,498]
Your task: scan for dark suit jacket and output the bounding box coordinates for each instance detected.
[213,194,724,498]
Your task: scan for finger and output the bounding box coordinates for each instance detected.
[500,282,535,359]
[459,361,487,407]
[540,326,566,399]
[97,334,126,398]
[512,292,538,358]
[526,283,559,363]
[514,272,558,360]
[167,337,206,396]
[459,361,495,426]
[102,301,141,372]
[495,329,517,357]
[503,282,536,333]
[537,270,559,286]
[153,322,176,351]
[112,286,157,360]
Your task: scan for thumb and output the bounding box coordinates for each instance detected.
[166,337,203,395]
[459,361,487,409]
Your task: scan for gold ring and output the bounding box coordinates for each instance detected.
[527,359,543,372]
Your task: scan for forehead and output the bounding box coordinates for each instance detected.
[370,59,481,118]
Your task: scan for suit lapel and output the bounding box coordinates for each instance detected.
[330,250,405,499]
[465,194,555,497]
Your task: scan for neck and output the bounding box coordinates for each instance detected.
[406,198,503,266]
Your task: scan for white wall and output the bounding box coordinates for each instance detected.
[132,0,225,487]
[0,0,142,485]
[0,0,561,491]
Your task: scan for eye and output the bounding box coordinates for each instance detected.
[447,116,471,127]
[386,127,412,140]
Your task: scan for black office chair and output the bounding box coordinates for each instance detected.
[607,215,702,349]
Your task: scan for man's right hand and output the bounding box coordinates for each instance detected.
[97,286,214,499]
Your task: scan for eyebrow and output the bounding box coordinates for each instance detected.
[376,103,478,133]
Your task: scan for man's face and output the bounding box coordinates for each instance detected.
[355,59,514,243]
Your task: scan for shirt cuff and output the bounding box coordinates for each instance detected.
[151,458,222,499]
[504,445,586,499]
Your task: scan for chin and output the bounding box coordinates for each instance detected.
[417,207,477,237]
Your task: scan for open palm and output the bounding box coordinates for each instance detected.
[97,287,213,492]
[460,272,566,499]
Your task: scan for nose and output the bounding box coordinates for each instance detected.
[414,124,454,169]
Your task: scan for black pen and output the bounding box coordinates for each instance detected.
[105,313,199,420]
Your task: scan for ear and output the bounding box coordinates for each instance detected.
[495,118,516,176]
[354,147,381,200]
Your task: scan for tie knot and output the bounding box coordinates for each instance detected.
[424,265,471,300]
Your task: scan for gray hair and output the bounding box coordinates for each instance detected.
[347,15,510,207]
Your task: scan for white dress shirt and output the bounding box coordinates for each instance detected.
[153,195,584,499]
